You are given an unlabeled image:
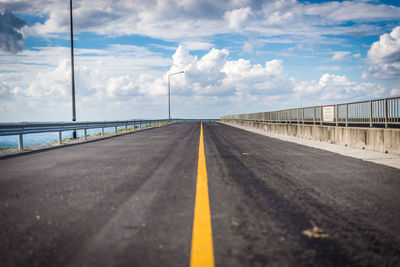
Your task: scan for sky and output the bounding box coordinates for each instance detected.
[0,0,399,122]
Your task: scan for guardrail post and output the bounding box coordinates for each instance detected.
[125,124,128,131]
[58,131,62,144]
[115,126,118,134]
[101,128,104,136]
[84,129,87,140]
[369,101,373,128]
[384,98,388,128]
[18,134,23,149]
[345,104,348,127]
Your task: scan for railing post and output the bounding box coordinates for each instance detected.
[115,126,118,134]
[84,129,87,140]
[58,131,62,144]
[320,106,323,125]
[370,100,373,128]
[101,128,104,136]
[345,104,348,127]
[336,105,338,126]
[385,98,388,128]
[18,134,23,149]
[313,107,316,125]
[125,124,128,131]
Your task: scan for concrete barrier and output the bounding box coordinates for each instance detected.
[221,120,400,155]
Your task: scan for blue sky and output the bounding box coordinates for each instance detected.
[0,0,399,121]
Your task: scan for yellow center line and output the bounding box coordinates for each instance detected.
[190,122,215,267]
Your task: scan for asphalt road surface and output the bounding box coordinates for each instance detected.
[1,122,400,266]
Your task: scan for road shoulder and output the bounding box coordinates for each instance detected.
[221,122,400,170]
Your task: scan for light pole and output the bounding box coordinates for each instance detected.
[168,71,184,120]
[70,0,77,138]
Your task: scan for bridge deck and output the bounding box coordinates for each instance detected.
[1,122,399,266]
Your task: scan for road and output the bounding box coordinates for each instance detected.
[1,122,400,266]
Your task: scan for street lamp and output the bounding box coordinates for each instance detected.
[168,71,184,120]
[69,0,77,138]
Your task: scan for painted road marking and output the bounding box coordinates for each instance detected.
[190,122,215,267]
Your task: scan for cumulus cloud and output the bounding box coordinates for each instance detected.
[0,10,27,54]
[294,73,386,101]
[224,7,251,30]
[1,42,394,120]
[0,44,171,118]
[160,46,293,98]
[294,73,352,97]
[106,75,143,98]
[363,26,400,79]
[26,59,70,98]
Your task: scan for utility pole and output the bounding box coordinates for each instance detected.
[70,0,77,138]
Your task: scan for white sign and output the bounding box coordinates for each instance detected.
[323,106,335,122]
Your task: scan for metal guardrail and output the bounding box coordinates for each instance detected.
[0,119,178,149]
[221,96,400,128]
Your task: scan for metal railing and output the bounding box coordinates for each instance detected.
[0,119,179,149]
[221,96,400,128]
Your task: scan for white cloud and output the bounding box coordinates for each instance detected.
[162,46,292,98]
[0,44,395,121]
[331,51,351,61]
[26,59,70,98]
[363,26,400,79]
[224,7,251,30]
[180,41,213,51]
[390,86,400,97]
[2,0,398,47]
[294,73,386,102]
[303,1,400,21]
[0,82,11,97]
